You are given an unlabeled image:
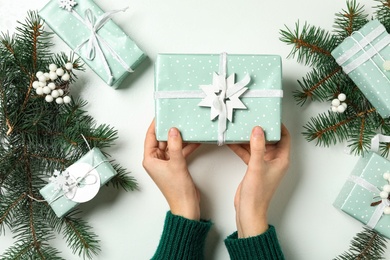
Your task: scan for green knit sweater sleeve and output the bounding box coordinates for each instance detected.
[151,211,212,260]
[224,225,285,260]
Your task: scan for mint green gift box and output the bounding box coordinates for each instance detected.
[331,20,390,119]
[333,152,390,239]
[154,53,283,144]
[39,0,146,87]
[39,148,117,218]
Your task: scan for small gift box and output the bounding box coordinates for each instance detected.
[39,147,117,218]
[331,19,390,119]
[333,152,390,239]
[154,53,283,145]
[39,0,146,87]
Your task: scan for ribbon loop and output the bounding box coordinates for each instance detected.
[67,5,133,85]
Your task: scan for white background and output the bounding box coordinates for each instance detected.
[1,0,390,259]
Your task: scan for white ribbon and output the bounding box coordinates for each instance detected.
[348,175,390,229]
[197,53,251,146]
[335,21,390,75]
[69,7,133,85]
[335,25,386,65]
[371,134,390,152]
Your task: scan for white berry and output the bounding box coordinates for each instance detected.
[56,68,65,76]
[61,73,70,81]
[48,82,56,90]
[49,64,58,72]
[331,99,340,107]
[39,82,46,88]
[58,89,64,96]
[51,90,60,98]
[45,95,54,102]
[43,86,51,94]
[36,87,44,95]
[383,184,390,193]
[337,105,346,113]
[384,172,390,180]
[380,191,389,199]
[63,96,71,103]
[44,73,50,81]
[341,102,347,109]
[65,62,73,70]
[38,75,47,83]
[36,71,43,78]
[32,81,40,89]
[56,97,64,104]
[338,93,346,101]
[383,60,390,71]
[384,206,390,215]
[49,71,58,80]
[331,106,338,112]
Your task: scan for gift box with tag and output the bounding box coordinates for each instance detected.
[39,147,117,218]
[154,53,283,145]
[333,152,390,239]
[331,19,390,119]
[39,0,146,87]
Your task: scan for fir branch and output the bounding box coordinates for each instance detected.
[333,227,387,260]
[62,213,101,259]
[303,107,377,149]
[293,65,342,105]
[334,0,368,41]
[374,0,390,30]
[280,21,339,67]
[107,162,138,191]
[0,193,27,233]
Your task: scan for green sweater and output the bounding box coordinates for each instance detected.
[152,211,285,260]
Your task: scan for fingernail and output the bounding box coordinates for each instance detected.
[252,126,264,137]
[169,128,179,137]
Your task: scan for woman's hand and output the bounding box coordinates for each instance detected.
[142,119,201,220]
[228,125,291,238]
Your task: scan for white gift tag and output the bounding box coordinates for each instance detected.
[65,162,101,203]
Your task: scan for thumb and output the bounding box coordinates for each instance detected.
[167,127,184,161]
[248,126,266,170]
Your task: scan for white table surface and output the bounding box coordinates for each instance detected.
[1,0,389,259]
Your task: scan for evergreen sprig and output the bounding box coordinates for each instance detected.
[334,227,388,260]
[0,11,137,259]
[280,0,390,156]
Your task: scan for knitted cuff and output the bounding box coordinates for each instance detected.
[224,225,285,260]
[152,211,212,260]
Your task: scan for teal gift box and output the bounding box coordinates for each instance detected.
[39,148,117,218]
[154,53,283,144]
[331,19,390,119]
[39,0,146,87]
[333,152,390,239]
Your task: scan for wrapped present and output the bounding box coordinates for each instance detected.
[39,0,146,87]
[333,152,390,239]
[154,53,283,145]
[39,147,117,218]
[331,19,390,119]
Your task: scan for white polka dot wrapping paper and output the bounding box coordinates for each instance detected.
[39,0,146,88]
[39,147,117,218]
[333,152,390,239]
[331,19,390,119]
[154,53,282,144]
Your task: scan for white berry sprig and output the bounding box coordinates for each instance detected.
[33,62,73,104]
[331,93,347,113]
[379,172,390,215]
